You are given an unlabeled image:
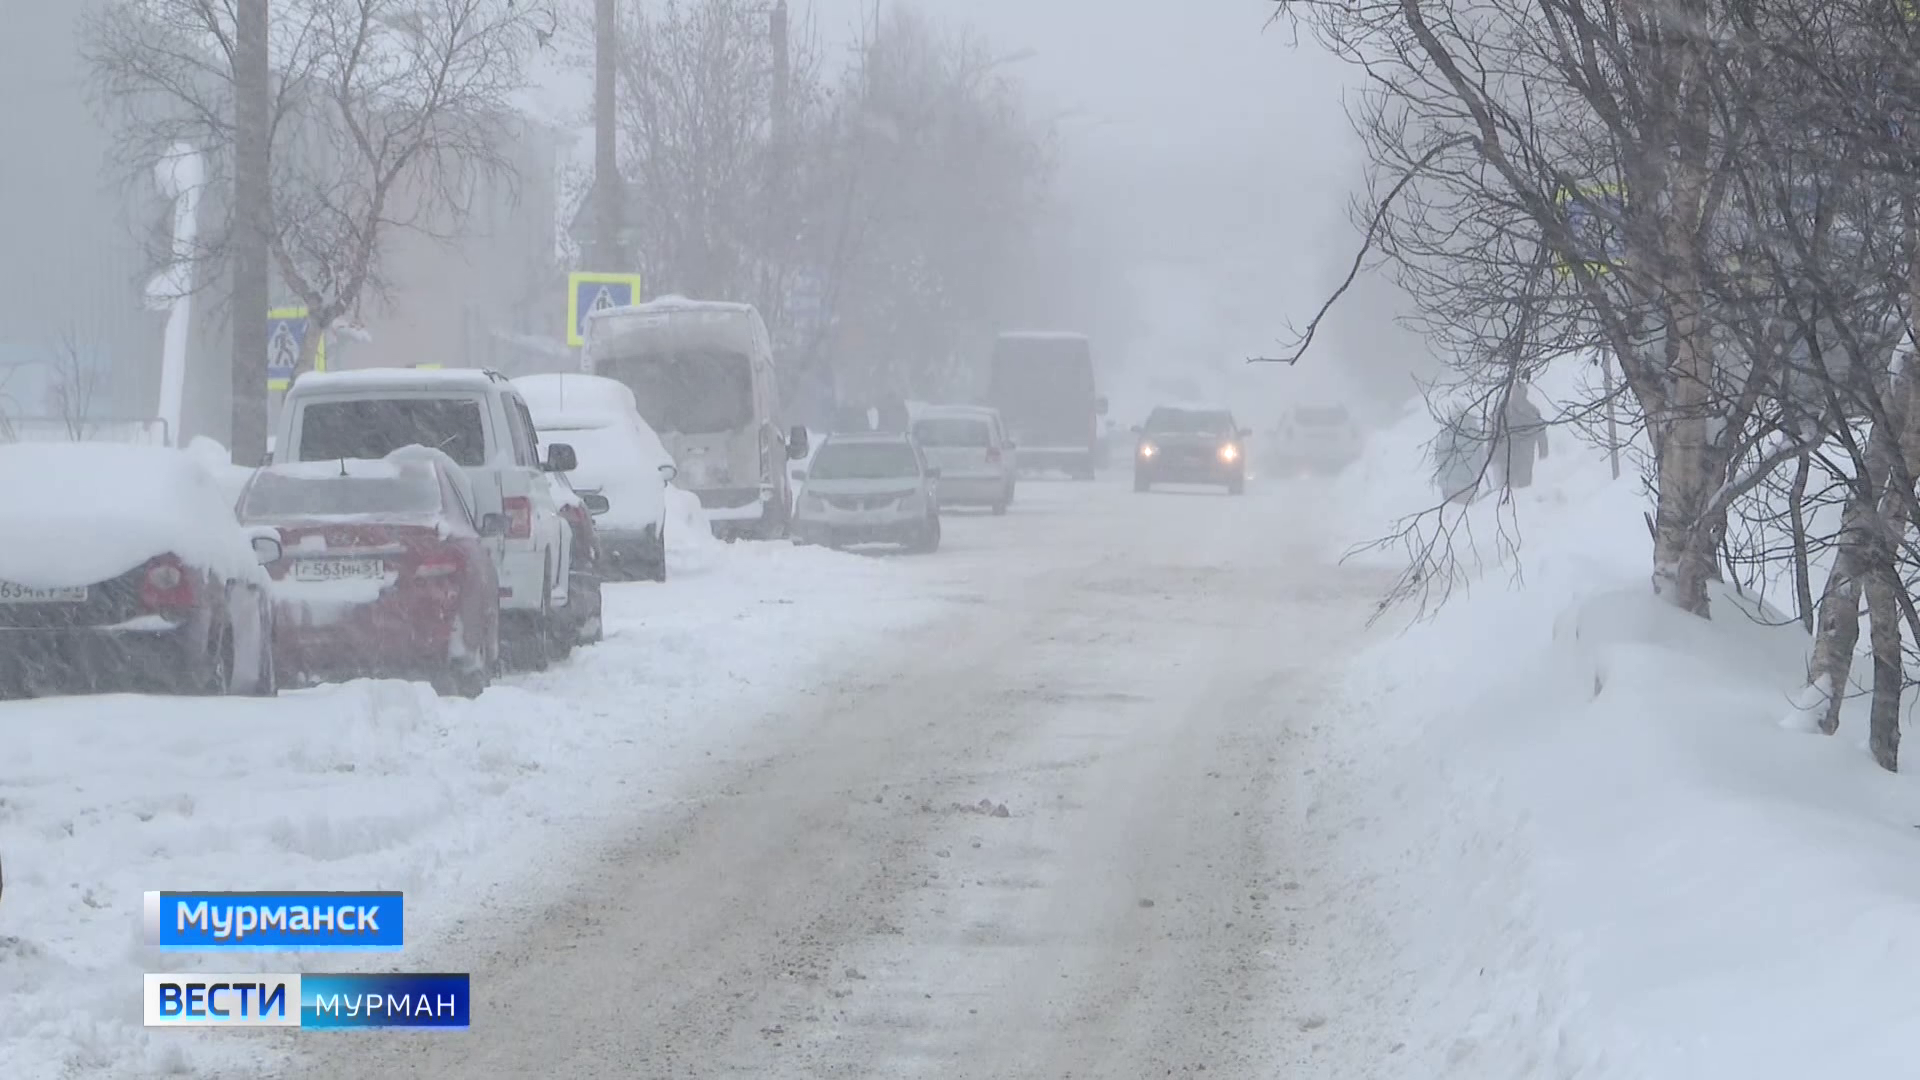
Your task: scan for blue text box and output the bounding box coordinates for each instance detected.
[144,891,404,951]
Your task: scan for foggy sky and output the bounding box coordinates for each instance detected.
[809,0,1427,423]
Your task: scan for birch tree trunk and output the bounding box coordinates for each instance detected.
[1808,494,1870,735]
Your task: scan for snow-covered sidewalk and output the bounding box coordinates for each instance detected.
[0,537,948,1078]
[1305,400,1920,1078]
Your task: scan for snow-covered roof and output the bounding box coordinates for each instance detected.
[290,368,505,395]
[618,294,757,316]
[257,459,409,480]
[915,404,1001,420]
[512,373,639,429]
[0,443,264,588]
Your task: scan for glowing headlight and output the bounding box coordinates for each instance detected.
[1219,443,1241,463]
[1138,442,1158,459]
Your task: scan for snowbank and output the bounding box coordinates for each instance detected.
[0,443,263,588]
[1316,387,1920,1077]
[0,538,946,1077]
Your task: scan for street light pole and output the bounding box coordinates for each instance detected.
[591,0,625,273]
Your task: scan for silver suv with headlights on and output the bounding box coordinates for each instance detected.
[1133,405,1250,494]
[792,433,942,553]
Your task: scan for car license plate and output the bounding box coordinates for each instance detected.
[291,558,385,583]
[0,581,87,603]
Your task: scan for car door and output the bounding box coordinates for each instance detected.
[503,391,570,605]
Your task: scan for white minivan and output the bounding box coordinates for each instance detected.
[910,405,1016,514]
[273,368,575,669]
[585,296,809,539]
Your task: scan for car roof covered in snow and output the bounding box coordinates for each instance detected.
[255,458,413,480]
[511,373,641,428]
[0,442,264,588]
[288,367,506,395]
[605,294,757,317]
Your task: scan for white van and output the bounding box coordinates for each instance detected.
[273,368,574,669]
[585,297,808,539]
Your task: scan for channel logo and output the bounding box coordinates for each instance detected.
[144,973,470,1028]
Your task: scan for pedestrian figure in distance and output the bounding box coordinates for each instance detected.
[1434,403,1489,505]
[1496,383,1550,489]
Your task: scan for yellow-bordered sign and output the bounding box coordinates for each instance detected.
[566,272,644,347]
[267,306,326,391]
[1553,182,1624,276]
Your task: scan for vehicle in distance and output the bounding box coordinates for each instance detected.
[585,296,808,539]
[792,433,942,553]
[0,442,280,698]
[240,448,503,698]
[910,405,1016,514]
[1133,405,1251,495]
[988,331,1107,480]
[1268,403,1364,477]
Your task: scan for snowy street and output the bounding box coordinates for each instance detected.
[109,474,1392,1080]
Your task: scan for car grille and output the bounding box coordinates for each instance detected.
[824,494,902,512]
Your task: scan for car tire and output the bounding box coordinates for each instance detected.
[913,515,942,554]
[543,563,572,662]
[195,623,235,696]
[644,526,667,582]
[245,620,278,698]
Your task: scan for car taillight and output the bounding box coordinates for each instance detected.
[414,554,464,580]
[503,496,533,539]
[140,554,196,610]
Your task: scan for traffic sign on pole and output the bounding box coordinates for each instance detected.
[566,272,643,347]
[267,307,325,390]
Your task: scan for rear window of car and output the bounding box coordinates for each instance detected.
[1145,408,1233,434]
[240,465,442,520]
[913,417,991,447]
[298,397,487,466]
[810,441,921,480]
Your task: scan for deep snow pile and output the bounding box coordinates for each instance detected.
[0,537,947,1078]
[1316,395,1920,1078]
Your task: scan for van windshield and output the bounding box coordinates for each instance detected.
[298,398,487,466]
[600,351,753,435]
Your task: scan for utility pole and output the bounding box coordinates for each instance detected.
[771,0,789,150]
[590,0,625,273]
[232,0,270,464]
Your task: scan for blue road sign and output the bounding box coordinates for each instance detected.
[267,307,324,390]
[567,272,643,347]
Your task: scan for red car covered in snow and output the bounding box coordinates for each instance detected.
[237,447,502,697]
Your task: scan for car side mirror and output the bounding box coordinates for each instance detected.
[544,443,577,473]
[1095,396,1110,417]
[658,462,679,484]
[580,492,611,516]
[250,533,283,566]
[787,425,810,460]
[479,512,511,537]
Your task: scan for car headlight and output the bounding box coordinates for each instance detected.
[1219,443,1240,463]
[1138,442,1158,459]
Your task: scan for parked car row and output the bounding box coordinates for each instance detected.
[0,367,686,702]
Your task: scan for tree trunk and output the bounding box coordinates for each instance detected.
[1866,554,1903,772]
[1808,493,1869,735]
[1790,451,1814,633]
[230,0,271,465]
[590,0,624,272]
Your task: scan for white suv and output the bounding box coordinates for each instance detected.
[273,368,574,669]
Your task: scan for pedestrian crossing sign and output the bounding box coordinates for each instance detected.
[268,307,326,391]
[567,272,643,347]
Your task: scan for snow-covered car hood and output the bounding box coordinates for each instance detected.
[0,443,266,588]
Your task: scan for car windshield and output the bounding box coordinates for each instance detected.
[600,350,753,435]
[1145,408,1234,435]
[240,466,442,520]
[298,398,487,466]
[913,417,991,447]
[810,442,920,480]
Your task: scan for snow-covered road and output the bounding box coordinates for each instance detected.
[247,477,1397,1079]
